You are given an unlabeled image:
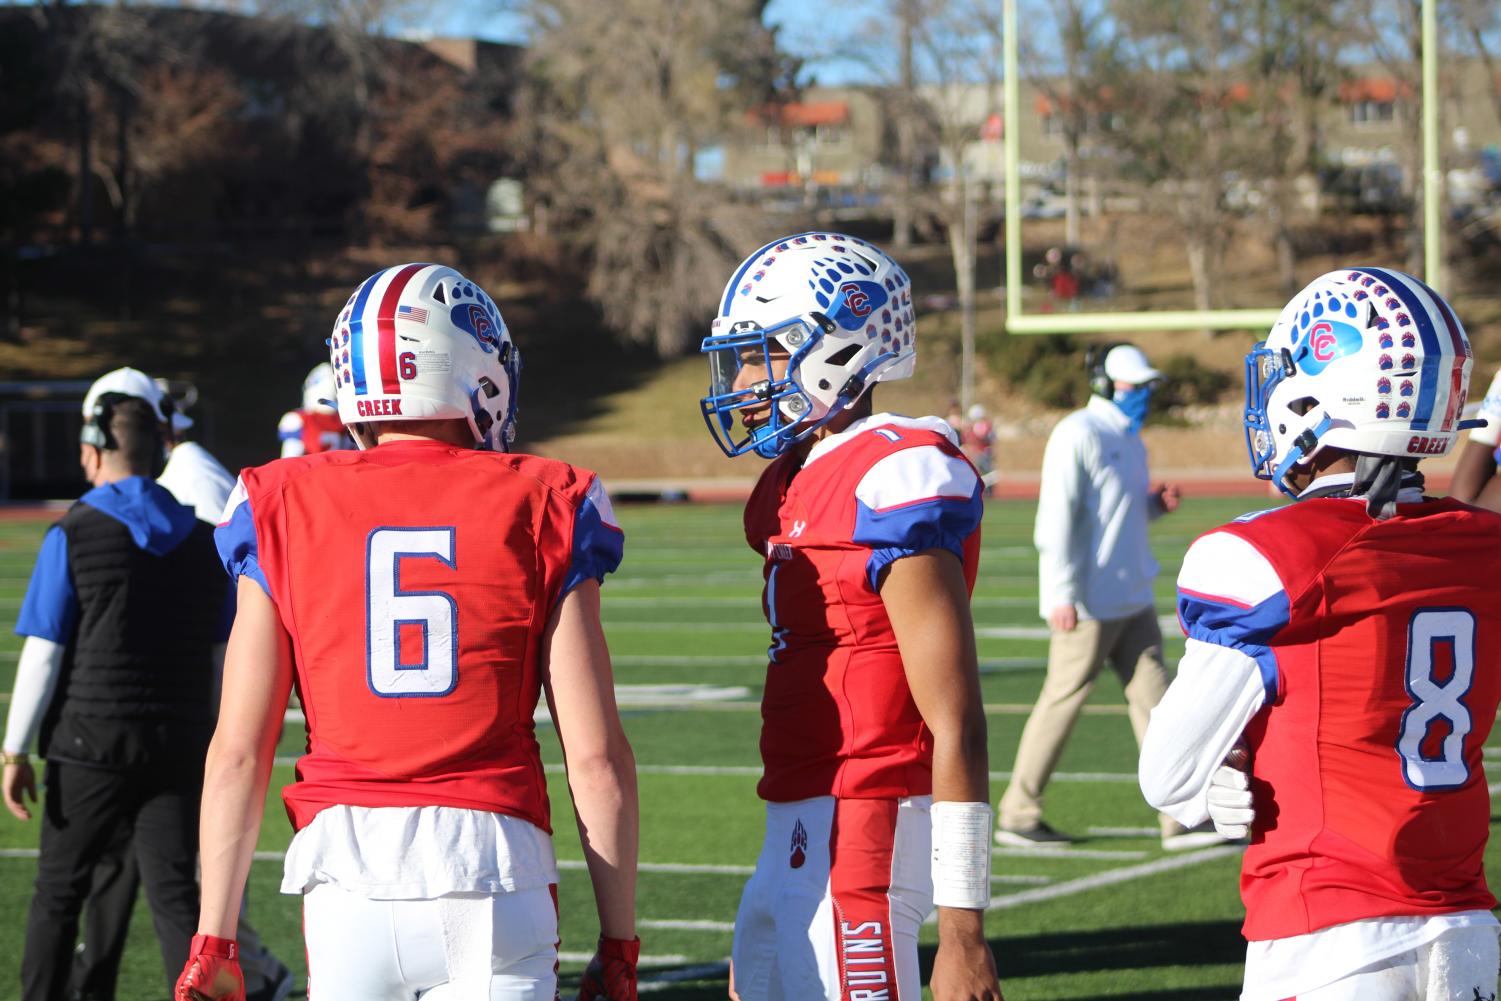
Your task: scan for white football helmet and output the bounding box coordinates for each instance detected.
[1245,267,1477,496]
[302,363,337,414]
[700,232,916,457]
[330,263,520,451]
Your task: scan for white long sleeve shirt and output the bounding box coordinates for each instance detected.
[1034,394,1159,621]
[157,441,237,524]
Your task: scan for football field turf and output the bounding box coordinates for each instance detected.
[2,494,1499,1000]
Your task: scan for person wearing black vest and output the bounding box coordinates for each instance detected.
[1,387,231,1001]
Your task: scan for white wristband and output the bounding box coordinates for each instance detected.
[930,801,992,910]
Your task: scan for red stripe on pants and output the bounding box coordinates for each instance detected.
[830,798,900,1001]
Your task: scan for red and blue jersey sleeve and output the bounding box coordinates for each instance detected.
[215,474,272,600]
[559,475,623,598]
[15,526,78,642]
[1176,527,1291,702]
[849,443,982,589]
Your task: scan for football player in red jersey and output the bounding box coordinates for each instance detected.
[1140,269,1501,1001]
[701,233,1003,1001]
[176,264,639,1001]
[276,363,355,457]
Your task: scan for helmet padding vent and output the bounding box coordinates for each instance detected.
[825,345,861,367]
[432,283,448,304]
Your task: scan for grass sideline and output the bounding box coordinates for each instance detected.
[0,496,1497,999]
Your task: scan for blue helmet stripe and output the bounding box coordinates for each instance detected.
[718,231,823,315]
[347,271,382,395]
[1355,267,1440,431]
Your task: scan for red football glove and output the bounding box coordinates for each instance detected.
[576,935,640,1001]
[175,934,245,1001]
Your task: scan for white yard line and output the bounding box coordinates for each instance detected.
[640,919,736,932]
[1088,826,1160,837]
[981,844,1244,913]
[977,615,1179,642]
[639,962,732,992]
[992,846,1147,861]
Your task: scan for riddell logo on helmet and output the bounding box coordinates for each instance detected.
[1407,435,1447,455]
[355,398,403,418]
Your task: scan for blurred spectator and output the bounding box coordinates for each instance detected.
[962,403,995,490]
[944,399,964,437]
[1033,246,1118,308]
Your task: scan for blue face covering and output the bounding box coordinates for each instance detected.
[1114,384,1152,434]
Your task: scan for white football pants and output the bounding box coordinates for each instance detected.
[732,795,934,1001]
[1280,924,1499,1001]
[302,882,558,1000]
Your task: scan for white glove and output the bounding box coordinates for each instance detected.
[1206,764,1254,839]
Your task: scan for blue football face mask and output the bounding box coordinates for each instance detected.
[700,316,826,458]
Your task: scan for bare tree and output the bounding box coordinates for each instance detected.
[911,0,1004,411]
[891,0,922,251]
[508,0,793,354]
[1021,0,1114,247]
[1102,0,1256,314]
[1244,0,1345,294]
[1455,0,1501,126]
[1362,0,1424,274]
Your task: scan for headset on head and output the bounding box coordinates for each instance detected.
[1085,341,1131,401]
[80,392,173,472]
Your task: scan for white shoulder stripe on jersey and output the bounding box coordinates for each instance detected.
[218,476,249,528]
[1176,531,1284,608]
[587,475,620,530]
[854,445,979,512]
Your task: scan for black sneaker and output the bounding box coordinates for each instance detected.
[993,821,1075,847]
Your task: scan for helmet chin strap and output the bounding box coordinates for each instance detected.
[1272,414,1333,498]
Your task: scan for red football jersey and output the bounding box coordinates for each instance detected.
[278,408,354,455]
[1184,497,1501,939]
[743,415,982,802]
[216,439,622,832]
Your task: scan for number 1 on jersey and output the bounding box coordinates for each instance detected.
[1397,608,1476,790]
[366,527,458,697]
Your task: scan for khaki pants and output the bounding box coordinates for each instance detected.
[998,606,1179,836]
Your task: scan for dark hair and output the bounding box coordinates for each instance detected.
[104,396,166,475]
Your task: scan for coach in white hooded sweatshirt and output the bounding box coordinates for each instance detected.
[996,344,1216,850]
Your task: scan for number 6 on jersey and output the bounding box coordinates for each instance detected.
[366,527,458,697]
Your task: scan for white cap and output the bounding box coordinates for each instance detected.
[1103,345,1161,386]
[81,367,182,427]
